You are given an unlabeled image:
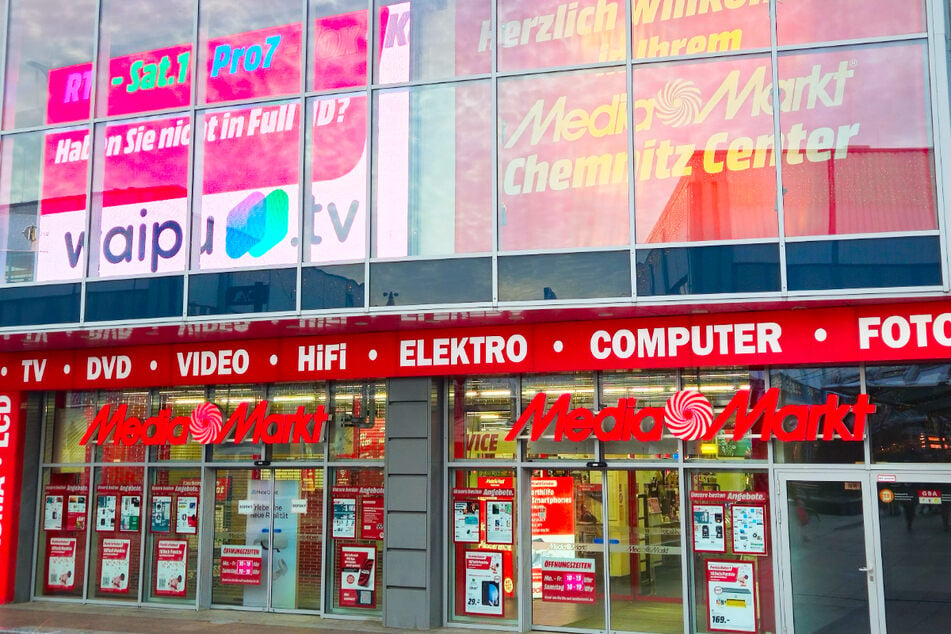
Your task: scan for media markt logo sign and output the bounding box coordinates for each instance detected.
[79,400,327,446]
[226,190,290,258]
[506,388,876,443]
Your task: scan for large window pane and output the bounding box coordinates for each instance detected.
[636,243,780,296]
[498,252,631,302]
[449,377,518,461]
[633,0,768,60]
[601,370,679,460]
[36,467,90,598]
[868,365,951,463]
[85,276,184,322]
[192,102,301,272]
[369,258,491,307]
[779,43,936,237]
[499,69,629,251]
[634,55,777,243]
[376,0,491,83]
[187,268,297,316]
[522,374,596,460]
[89,466,145,601]
[683,368,768,461]
[3,0,96,128]
[0,283,81,326]
[309,0,369,91]
[0,129,88,284]
[329,382,385,460]
[198,1,303,104]
[307,93,367,264]
[777,0,926,46]
[374,81,492,257]
[96,0,195,118]
[91,115,191,278]
[301,265,365,310]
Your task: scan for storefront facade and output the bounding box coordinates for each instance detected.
[0,0,950,632]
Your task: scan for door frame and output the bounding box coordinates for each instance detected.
[773,469,882,633]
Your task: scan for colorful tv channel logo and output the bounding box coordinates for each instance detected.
[226,190,290,258]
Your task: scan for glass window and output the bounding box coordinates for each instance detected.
[636,243,780,296]
[150,388,207,462]
[309,0,369,90]
[144,468,201,604]
[522,374,596,460]
[498,252,631,302]
[329,382,385,460]
[187,268,297,316]
[197,0,303,104]
[95,391,150,463]
[85,276,184,322]
[301,265,365,310]
[90,114,191,279]
[770,367,864,464]
[376,0,491,83]
[0,129,89,284]
[449,469,517,625]
[601,370,679,460]
[688,470,775,634]
[192,102,301,272]
[328,468,384,615]
[36,467,90,598]
[307,93,367,264]
[96,0,195,118]
[209,384,267,462]
[867,364,951,463]
[3,0,96,128]
[269,382,328,462]
[43,392,97,465]
[634,55,777,243]
[89,466,145,601]
[499,69,629,251]
[496,0,625,72]
[449,377,518,461]
[683,368,768,461]
[786,236,942,292]
[374,81,492,257]
[0,283,81,326]
[777,0,926,46]
[779,43,937,237]
[369,258,492,307]
[633,0,768,60]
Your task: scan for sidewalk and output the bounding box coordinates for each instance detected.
[0,602,474,634]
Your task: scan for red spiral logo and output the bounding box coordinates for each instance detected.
[190,403,222,444]
[664,390,714,440]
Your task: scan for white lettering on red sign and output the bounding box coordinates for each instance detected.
[297,343,347,372]
[86,355,131,380]
[176,349,249,377]
[589,322,781,360]
[20,359,46,382]
[859,314,951,350]
[399,334,528,367]
[0,397,10,449]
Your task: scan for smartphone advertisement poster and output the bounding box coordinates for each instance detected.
[339,545,376,608]
[464,551,503,616]
[454,500,480,543]
[707,560,757,632]
[154,540,188,597]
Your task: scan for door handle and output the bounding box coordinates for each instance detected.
[858,566,871,572]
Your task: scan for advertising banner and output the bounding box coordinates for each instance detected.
[731,505,767,555]
[204,23,302,104]
[707,560,757,633]
[531,477,575,596]
[66,495,87,531]
[96,494,117,531]
[464,551,503,616]
[151,496,172,533]
[333,497,357,538]
[154,540,188,597]
[339,545,376,608]
[454,500,481,543]
[220,544,262,585]
[540,557,596,604]
[692,504,726,553]
[99,538,132,593]
[44,495,64,531]
[120,495,141,532]
[361,496,384,541]
[46,537,77,591]
[486,500,514,545]
[176,496,198,534]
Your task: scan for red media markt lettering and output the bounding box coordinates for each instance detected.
[505,388,876,443]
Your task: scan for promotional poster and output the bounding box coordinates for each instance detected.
[464,551,503,616]
[339,545,376,608]
[154,540,188,597]
[99,538,131,593]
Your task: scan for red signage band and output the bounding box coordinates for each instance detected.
[6,301,951,390]
[507,388,874,443]
[0,394,23,602]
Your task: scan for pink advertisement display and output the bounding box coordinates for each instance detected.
[220,544,262,585]
[36,129,89,283]
[203,23,302,104]
[540,557,596,603]
[339,545,377,608]
[103,45,192,117]
[313,10,368,90]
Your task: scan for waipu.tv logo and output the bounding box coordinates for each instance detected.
[226,190,289,258]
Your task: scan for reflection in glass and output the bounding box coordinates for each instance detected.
[144,467,200,604]
[633,0,768,59]
[269,382,328,462]
[522,375,596,460]
[777,0,925,46]
[96,0,195,117]
[310,0,369,90]
[328,468,384,615]
[192,103,301,272]
[867,365,951,463]
[683,368,767,461]
[89,465,145,601]
[374,81,492,257]
[449,377,518,461]
[498,0,625,71]
[3,0,96,128]
[601,370,679,460]
[329,382,385,460]
[197,0,303,103]
[779,43,936,238]
[0,130,89,284]
[35,467,90,598]
[879,482,951,632]
[187,268,297,315]
[0,284,81,326]
[637,244,780,296]
[785,480,870,633]
[85,276,184,322]
[771,367,863,464]
[91,115,191,278]
[301,265,365,310]
[498,69,628,251]
[786,237,941,292]
[211,469,271,607]
[369,259,491,307]
[498,252,631,301]
[634,56,777,243]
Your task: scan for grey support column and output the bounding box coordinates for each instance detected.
[383,377,443,629]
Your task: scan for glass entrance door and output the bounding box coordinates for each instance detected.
[211,468,324,611]
[776,472,880,633]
